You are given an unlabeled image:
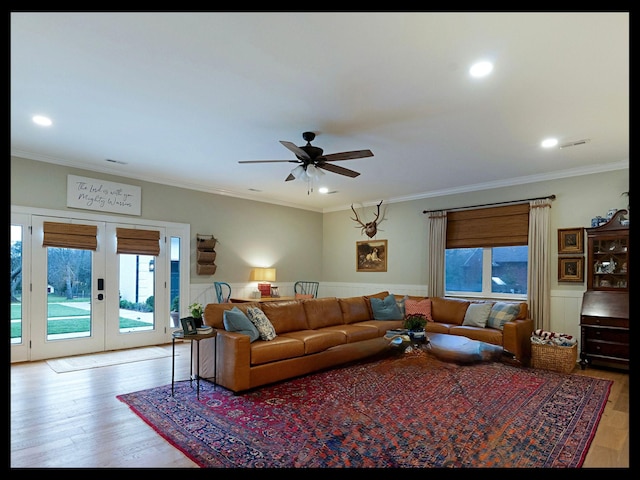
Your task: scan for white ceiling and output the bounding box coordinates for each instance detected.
[10,11,629,212]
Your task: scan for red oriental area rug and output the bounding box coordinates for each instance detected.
[117,350,611,468]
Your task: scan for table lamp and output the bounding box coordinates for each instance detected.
[251,268,276,297]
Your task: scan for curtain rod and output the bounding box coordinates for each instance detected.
[422,194,556,214]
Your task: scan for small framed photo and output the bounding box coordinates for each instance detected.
[356,239,387,272]
[558,256,584,282]
[180,317,198,335]
[558,227,584,254]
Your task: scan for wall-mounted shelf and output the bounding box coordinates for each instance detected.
[196,234,217,275]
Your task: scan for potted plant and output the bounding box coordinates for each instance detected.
[404,314,427,340]
[188,302,204,328]
[170,296,180,327]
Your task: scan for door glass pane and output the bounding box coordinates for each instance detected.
[118,254,155,332]
[170,236,181,328]
[46,247,93,340]
[10,225,23,344]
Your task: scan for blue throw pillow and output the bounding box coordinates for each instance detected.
[371,294,403,320]
[223,307,260,342]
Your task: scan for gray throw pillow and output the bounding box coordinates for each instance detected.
[462,303,493,328]
[223,307,260,342]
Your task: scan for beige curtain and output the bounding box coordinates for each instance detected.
[426,211,447,297]
[527,198,553,330]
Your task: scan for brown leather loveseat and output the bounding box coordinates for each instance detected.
[201,292,533,393]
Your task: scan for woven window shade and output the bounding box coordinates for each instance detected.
[42,222,98,251]
[446,204,530,248]
[116,228,161,256]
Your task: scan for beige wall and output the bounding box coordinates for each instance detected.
[11,155,628,347]
[10,156,323,286]
[11,155,628,297]
[322,169,629,290]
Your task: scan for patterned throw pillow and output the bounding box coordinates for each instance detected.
[246,307,277,341]
[462,303,493,328]
[405,298,433,321]
[370,294,403,320]
[223,307,260,342]
[487,302,520,330]
[395,295,408,317]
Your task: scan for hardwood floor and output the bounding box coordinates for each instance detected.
[10,342,629,469]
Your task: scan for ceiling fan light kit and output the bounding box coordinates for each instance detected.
[239,132,374,194]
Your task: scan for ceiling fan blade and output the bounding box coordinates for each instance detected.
[280,140,311,160]
[322,149,374,162]
[285,173,295,182]
[317,162,361,178]
[238,159,299,164]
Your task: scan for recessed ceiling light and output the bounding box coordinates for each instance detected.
[32,115,52,126]
[469,61,493,78]
[318,187,329,194]
[541,138,559,148]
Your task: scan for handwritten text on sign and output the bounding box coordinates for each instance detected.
[67,175,142,215]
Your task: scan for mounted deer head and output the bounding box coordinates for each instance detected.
[351,200,385,238]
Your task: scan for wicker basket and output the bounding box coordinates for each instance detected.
[531,342,577,374]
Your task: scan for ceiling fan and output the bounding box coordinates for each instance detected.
[238,132,374,182]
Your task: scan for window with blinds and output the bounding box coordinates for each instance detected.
[445,204,529,297]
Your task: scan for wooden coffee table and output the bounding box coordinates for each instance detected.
[426,333,503,363]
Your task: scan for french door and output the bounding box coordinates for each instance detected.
[12,213,178,362]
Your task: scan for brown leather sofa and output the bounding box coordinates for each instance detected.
[202,292,533,393]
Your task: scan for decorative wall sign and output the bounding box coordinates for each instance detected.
[67,175,141,215]
[558,227,584,254]
[558,256,584,282]
[356,239,388,272]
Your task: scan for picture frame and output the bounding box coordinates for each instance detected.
[558,227,584,254]
[558,256,584,282]
[356,239,387,272]
[180,316,198,335]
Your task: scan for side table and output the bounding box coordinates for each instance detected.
[172,329,217,399]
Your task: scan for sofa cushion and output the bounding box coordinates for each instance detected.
[430,297,469,325]
[250,336,305,365]
[223,307,260,342]
[370,294,403,320]
[339,296,371,324]
[280,329,346,354]
[450,325,504,347]
[462,302,493,328]
[261,300,308,333]
[405,298,433,321]
[322,324,380,343]
[303,297,344,329]
[246,307,277,341]
[487,302,521,330]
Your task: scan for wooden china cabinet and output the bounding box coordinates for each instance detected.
[579,209,629,370]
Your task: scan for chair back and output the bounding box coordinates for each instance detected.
[213,282,232,303]
[294,281,319,298]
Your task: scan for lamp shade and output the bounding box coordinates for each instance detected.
[251,267,276,282]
